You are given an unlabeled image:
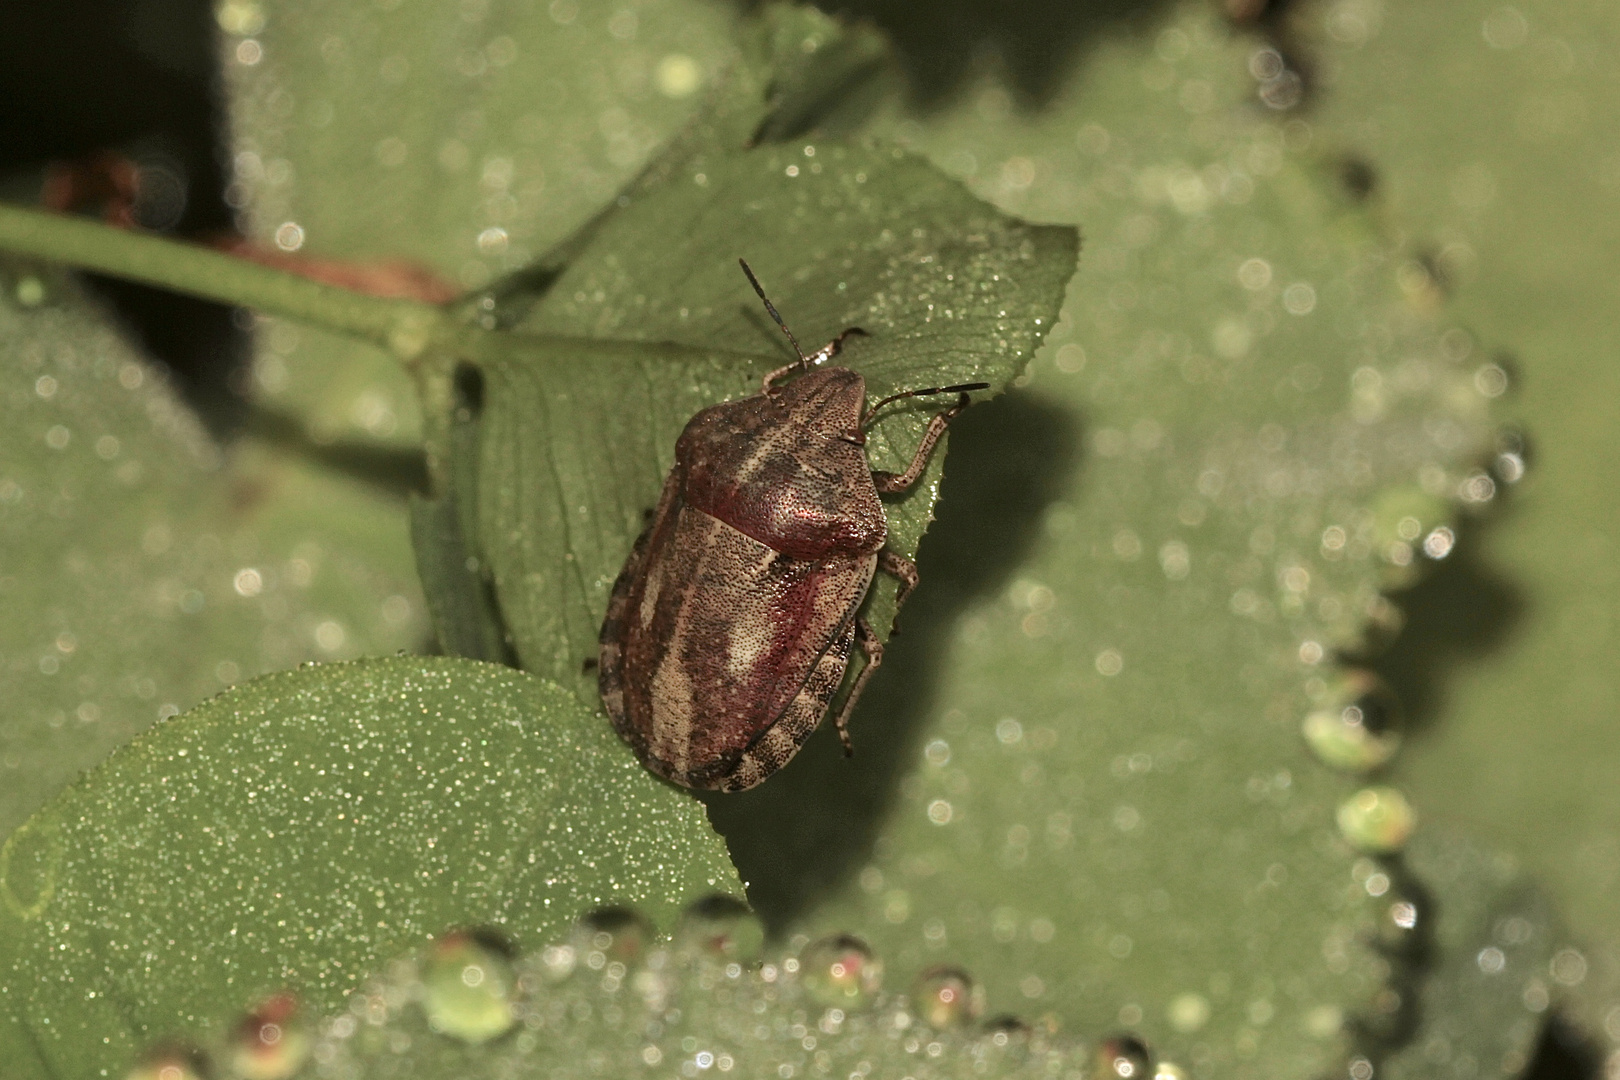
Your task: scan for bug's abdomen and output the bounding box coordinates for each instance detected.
[600,498,875,790]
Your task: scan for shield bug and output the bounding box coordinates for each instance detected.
[598,260,987,791]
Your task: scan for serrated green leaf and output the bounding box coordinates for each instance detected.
[1295,0,1620,1047]
[473,144,1075,696]
[106,912,1173,1080]
[0,266,428,839]
[699,4,1497,1077]
[0,656,741,1080]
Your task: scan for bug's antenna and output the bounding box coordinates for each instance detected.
[739,258,806,362]
[861,382,991,428]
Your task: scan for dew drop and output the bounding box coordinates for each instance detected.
[1474,363,1509,398]
[1237,257,1272,290]
[1477,945,1507,974]
[1301,669,1403,773]
[1372,487,1447,546]
[420,930,517,1043]
[1166,992,1210,1033]
[123,1046,207,1080]
[1096,1034,1153,1079]
[1374,889,1423,956]
[984,1015,1032,1047]
[912,966,982,1029]
[1336,787,1416,854]
[574,906,656,966]
[476,227,509,255]
[1458,471,1497,504]
[1282,282,1317,315]
[15,276,46,306]
[675,894,765,965]
[216,0,265,35]
[273,222,304,252]
[227,992,309,1080]
[1550,947,1588,986]
[656,54,701,98]
[1422,526,1456,559]
[799,934,882,1009]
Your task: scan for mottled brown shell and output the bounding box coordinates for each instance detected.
[598,366,887,791]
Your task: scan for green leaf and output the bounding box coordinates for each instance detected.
[699,3,1498,1077]
[1295,0,1620,1045]
[103,906,1174,1080]
[474,144,1075,694]
[0,655,741,1080]
[1379,829,1559,1080]
[0,265,428,839]
[220,0,745,449]
[409,387,512,663]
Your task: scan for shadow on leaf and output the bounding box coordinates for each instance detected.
[1522,1014,1605,1080]
[245,405,430,498]
[1370,508,1527,734]
[792,0,1180,110]
[703,388,1082,931]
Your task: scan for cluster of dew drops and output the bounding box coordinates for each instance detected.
[127,897,1184,1080]
[1299,419,1530,863]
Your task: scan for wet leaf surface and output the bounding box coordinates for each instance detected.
[0,265,427,838]
[2,0,1569,1076]
[704,5,1498,1077]
[111,913,1162,1080]
[1298,0,1620,1052]
[0,656,741,1080]
[1380,829,1558,1080]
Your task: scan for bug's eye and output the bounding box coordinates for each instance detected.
[839,431,866,446]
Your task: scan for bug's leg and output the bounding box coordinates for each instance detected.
[877,548,919,609]
[834,549,920,755]
[832,617,884,757]
[871,392,971,493]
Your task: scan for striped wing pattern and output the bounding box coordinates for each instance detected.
[600,489,875,791]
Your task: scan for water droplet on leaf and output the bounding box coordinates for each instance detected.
[799,934,882,1008]
[227,992,309,1080]
[675,894,764,965]
[420,930,517,1042]
[912,966,983,1028]
[1302,669,1403,773]
[1336,787,1416,854]
[574,906,656,967]
[1096,1034,1154,1079]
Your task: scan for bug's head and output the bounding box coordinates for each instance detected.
[736,259,990,432]
[772,365,870,439]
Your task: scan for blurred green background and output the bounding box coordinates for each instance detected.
[3,1,1617,1077]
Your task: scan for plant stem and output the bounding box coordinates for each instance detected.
[0,203,447,360]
